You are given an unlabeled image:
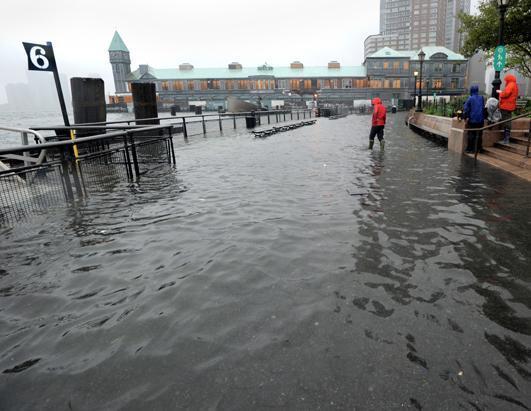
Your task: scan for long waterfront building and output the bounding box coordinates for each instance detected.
[109,32,468,110]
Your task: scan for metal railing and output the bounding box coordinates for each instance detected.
[0,109,313,225]
[464,110,531,160]
[0,126,47,167]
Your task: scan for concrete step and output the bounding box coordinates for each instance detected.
[483,147,531,169]
[467,152,531,182]
[510,135,531,147]
[494,141,529,156]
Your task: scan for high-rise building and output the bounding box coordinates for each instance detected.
[365,0,470,57]
[445,0,471,52]
[108,31,131,94]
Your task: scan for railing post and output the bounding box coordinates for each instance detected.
[218,114,223,132]
[283,112,286,121]
[122,135,133,179]
[291,111,293,120]
[21,132,30,167]
[526,120,531,158]
[297,111,300,120]
[182,117,188,139]
[202,115,206,134]
[59,147,74,201]
[268,112,270,124]
[233,114,237,129]
[303,110,306,119]
[128,132,140,177]
[168,126,176,164]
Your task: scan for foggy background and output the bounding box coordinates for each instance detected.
[0,0,480,110]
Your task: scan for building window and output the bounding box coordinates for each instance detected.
[452,64,461,73]
[173,80,184,91]
[433,63,443,73]
[239,80,249,89]
[290,79,300,90]
[383,61,389,69]
[393,61,400,71]
[432,79,443,89]
[450,78,459,89]
[393,79,401,88]
[403,61,409,70]
[225,80,233,90]
[200,81,208,90]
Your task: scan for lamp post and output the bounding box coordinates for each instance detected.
[492,0,510,98]
[413,70,418,108]
[416,50,426,112]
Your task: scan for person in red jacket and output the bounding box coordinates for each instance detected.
[369,97,387,150]
[497,74,519,144]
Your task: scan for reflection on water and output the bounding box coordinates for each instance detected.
[0,114,530,410]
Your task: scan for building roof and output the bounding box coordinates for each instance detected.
[368,46,466,61]
[127,65,367,80]
[109,31,129,52]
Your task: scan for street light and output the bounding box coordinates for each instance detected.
[416,50,426,112]
[492,0,511,98]
[413,70,418,108]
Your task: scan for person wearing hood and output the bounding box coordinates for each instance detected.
[497,74,519,144]
[463,85,485,153]
[369,97,387,150]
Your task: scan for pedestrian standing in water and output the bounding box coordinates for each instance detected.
[497,74,519,144]
[463,85,485,153]
[369,97,387,150]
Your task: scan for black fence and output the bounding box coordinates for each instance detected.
[0,109,312,225]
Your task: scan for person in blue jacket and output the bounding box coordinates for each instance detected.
[463,85,485,153]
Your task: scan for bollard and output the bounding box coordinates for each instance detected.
[297,111,300,120]
[283,112,286,121]
[291,111,293,120]
[268,112,271,124]
[218,114,223,131]
[233,114,237,129]
[303,111,306,119]
[182,117,188,138]
[202,116,206,134]
[70,77,106,125]
[132,82,159,125]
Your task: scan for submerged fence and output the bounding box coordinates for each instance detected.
[0,109,312,225]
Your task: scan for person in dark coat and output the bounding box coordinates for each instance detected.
[463,85,485,153]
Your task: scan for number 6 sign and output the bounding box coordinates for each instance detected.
[22,41,70,126]
[22,42,56,71]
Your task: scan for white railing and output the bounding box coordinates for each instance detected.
[0,126,47,168]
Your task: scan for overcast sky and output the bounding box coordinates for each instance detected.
[0,0,481,103]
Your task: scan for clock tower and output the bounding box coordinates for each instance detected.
[108,31,131,93]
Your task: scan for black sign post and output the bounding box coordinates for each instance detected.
[22,41,70,126]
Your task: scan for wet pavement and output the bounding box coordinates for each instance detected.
[0,113,530,410]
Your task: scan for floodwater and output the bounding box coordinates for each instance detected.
[1,114,530,410]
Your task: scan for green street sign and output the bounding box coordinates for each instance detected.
[493,45,506,71]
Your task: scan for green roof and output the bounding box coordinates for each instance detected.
[368,46,466,61]
[128,65,367,80]
[108,31,129,52]
[368,47,409,58]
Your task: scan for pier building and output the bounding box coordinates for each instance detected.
[109,33,467,110]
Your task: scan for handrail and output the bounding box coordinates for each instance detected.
[0,126,46,144]
[463,110,531,132]
[34,109,307,128]
[0,124,172,156]
[0,126,47,167]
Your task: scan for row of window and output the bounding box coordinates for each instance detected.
[128,77,462,93]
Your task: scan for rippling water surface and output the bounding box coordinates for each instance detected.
[1,114,530,410]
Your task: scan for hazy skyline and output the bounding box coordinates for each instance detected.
[0,0,481,104]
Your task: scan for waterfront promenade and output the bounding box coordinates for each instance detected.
[0,114,530,409]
